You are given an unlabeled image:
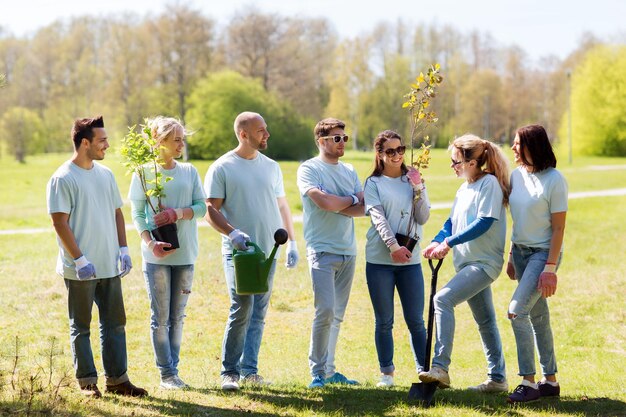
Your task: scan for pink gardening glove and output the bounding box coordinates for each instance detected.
[537,271,557,298]
[406,167,422,188]
[148,240,174,258]
[154,208,178,227]
[391,246,412,263]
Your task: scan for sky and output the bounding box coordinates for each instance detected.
[1,0,625,61]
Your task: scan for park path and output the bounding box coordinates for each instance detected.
[2,187,625,236]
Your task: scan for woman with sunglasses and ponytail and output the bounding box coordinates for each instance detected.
[420,134,510,393]
[363,130,430,387]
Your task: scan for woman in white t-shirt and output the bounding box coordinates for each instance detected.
[420,134,510,392]
[364,130,431,388]
[505,124,567,404]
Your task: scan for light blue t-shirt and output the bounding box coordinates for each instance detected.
[204,150,284,256]
[46,161,124,280]
[449,174,506,279]
[129,162,206,266]
[297,156,362,256]
[364,175,428,265]
[509,167,568,249]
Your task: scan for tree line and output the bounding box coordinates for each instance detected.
[0,4,623,162]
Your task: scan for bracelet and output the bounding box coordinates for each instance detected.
[350,194,359,206]
[543,264,556,273]
[175,208,184,219]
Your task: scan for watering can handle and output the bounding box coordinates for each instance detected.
[233,241,262,255]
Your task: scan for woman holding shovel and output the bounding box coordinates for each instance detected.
[129,116,206,390]
[505,124,567,403]
[364,130,431,387]
[420,134,510,392]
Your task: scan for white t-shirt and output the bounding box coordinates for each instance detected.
[509,167,568,249]
[449,174,506,279]
[46,161,124,280]
[204,151,285,256]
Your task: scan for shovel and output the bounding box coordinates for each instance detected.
[408,258,443,407]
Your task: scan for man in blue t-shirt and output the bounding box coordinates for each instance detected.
[46,116,147,398]
[297,118,365,388]
[204,111,299,391]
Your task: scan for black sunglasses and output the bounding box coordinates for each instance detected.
[321,134,349,143]
[382,146,406,157]
[451,158,464,166]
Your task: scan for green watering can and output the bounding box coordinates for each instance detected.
[233,229,289,295]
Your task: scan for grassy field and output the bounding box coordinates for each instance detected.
[0,148,625,416]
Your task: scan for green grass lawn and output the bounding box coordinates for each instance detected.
[0,149,625,416]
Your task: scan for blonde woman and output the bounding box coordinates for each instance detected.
[129,116,206,389]
[420,134,510,392]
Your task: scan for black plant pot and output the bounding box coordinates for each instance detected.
[151,223,180,251]
[395,233,418,253]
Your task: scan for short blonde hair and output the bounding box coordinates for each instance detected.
[147,116,186,144]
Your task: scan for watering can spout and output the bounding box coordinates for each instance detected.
[233,228,289,295]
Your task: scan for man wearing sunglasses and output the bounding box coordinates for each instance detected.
[297,118,365,389]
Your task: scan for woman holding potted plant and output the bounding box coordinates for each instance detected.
[128,116,206,390]
[363,130,431,387]
[419,134,510,392]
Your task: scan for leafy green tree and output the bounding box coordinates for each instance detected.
[0,107,45,162]
[186,71,315,160]
[561,45,626,156]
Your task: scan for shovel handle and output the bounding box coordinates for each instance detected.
[428,258,443,275]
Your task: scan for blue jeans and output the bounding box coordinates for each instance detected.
[221,254,276,377]
[432,264,506,382]
[366,262,427,374]
[144,263,194,378]
[509,244,558,376]
[64,277,129,387]
[308,252,356,378]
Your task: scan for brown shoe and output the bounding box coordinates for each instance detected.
[105,380,148,397]
[80,383,102,398]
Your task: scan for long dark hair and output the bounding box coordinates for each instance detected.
[516,124,557,172]
[368,130,409,177]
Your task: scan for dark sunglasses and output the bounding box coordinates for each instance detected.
[382,146,406,157]
[451,158,464,166]
[321,134,349,143]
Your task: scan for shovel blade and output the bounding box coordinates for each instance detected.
[407,382,438,407]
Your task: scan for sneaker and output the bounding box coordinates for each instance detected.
[538,380,560,397]
[418,367,450,389]
[308,374,325,389]
[221,374,240,391]
[507,383,540,403]
[105,380,148,397]
[241,373,271,386]
[80,383,102,398]
[325,372,359,385]
[376,374,394,387]
[160,375,188,390]
[468,378,509,393]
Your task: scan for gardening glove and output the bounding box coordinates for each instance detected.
[74,255,96,280]
[154,208,183,227]
[229,229,251,251]
[285,240,299,268]
[390,245,412,263]
[148,239,173,258]
[119,246,132,278]
[406,167,422,190]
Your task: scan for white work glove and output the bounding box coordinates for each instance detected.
[74,255,96,280]
[119,246,132,278]
[228,229,251,251]
[285,240,299,268]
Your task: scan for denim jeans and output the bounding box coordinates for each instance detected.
[509,244,558,376]
[366,262,426,374]
[144,263,194,379]
[432,264,506,382]
[64,277,129,387]
[307,252,356,378]
[221,254,276,377]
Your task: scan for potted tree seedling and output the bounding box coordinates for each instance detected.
[396,64,444,250]
[120,122,179,250]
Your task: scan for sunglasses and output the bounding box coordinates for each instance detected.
[382,146,406,157]
[321,134,349,143]
[451,158,464,166]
